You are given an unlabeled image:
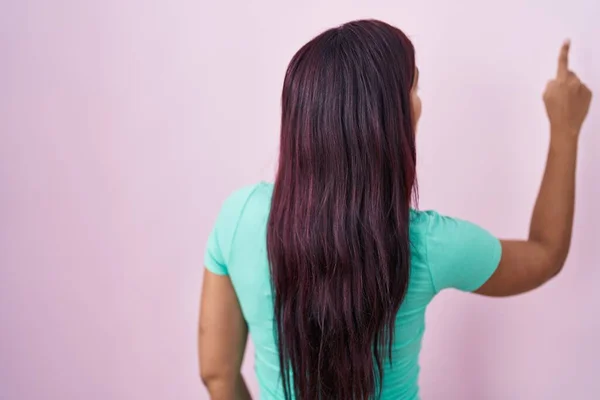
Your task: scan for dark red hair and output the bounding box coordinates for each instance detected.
[267,19,417,400]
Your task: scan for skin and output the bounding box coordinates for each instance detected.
[412,68,422,125]
[477,40,592,296]
[198,41,592,397]
[199,273,251,400]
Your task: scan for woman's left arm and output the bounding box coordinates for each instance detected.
[199,269,251,400]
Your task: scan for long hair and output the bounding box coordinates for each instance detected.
[266,19,417,400]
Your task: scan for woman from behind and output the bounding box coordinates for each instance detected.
[199,20,592,400]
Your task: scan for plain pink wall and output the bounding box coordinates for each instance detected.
[1,1,599,399]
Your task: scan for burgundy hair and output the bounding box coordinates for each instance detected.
[266,19,417,400]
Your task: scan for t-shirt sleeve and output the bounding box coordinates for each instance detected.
[425,211,502,293]
[204,222,228,275]
[204,185,257,275]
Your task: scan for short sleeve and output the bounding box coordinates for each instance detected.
[204,223,228,275]
[204,185,258,275]
[425,211,502,293]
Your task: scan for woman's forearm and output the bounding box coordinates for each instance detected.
[528,133,578,273]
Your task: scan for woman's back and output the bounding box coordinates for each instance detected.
[205,182,501,399]
[199,18,591,400]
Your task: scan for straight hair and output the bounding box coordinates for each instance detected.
[267,19,417,400]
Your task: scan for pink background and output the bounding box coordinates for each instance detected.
[2,1,599,399]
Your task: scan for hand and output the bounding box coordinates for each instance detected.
[543,40,593,138]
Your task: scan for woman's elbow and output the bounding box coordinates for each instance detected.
[200,367,221,387]
[200,365,236,389]
[546,245,570,280]
[550,257,567,279]
[200,367,240,399]
[200,368,213,387]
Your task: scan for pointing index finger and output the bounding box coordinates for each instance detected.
[557,39,570,79]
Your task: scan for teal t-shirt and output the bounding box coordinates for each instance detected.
[204,182,501,400]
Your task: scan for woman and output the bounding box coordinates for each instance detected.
[199,19,592,400]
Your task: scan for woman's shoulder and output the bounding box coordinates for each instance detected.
[409,208,444,234]
[409,208,496,251]
[410,208,502,293]
[204,182,273,273]
[212,182,273,230]
[217,182,273,212]
[410,208,493,238]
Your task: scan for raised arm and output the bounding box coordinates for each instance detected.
[476,40,593,297]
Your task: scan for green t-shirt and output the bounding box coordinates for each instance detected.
[205,182,501,400]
